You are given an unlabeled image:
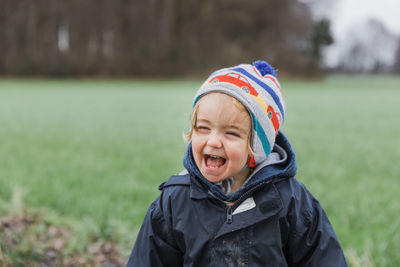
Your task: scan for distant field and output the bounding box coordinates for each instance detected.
[0,76,399,266]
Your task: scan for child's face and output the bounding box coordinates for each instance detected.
[191,93,251,183]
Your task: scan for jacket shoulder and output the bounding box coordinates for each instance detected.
[158,171,191,190]
[273,180,347,266]
[274,177,316,204]
[157,172,192,205]
[154,172,193,230]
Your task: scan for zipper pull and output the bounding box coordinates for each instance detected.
[226,207,233,224]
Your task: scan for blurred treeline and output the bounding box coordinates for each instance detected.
[0,0,333,77]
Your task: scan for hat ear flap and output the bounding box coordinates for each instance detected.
[248,154,256,168]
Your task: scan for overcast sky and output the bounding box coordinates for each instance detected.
[330,0,400,34]
[307,0,400,67]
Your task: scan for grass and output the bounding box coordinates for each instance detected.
[0,75,399,266]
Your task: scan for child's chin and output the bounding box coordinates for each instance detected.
[202,173,227,184]
[201,162,228,183]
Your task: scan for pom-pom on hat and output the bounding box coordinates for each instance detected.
[193,60,285,166]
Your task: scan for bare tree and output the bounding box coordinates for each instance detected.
[393,39,400,74]
[337,19,398,73]
[0,0,323,77]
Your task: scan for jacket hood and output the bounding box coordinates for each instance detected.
[183,131,297,202]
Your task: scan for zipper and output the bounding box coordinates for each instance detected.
[226,207,233,224]
[225,176,282,224]
[225,184,263,224]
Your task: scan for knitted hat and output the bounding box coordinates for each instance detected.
[193,60,285,166]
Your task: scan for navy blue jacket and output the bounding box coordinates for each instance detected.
[128,133,347,266]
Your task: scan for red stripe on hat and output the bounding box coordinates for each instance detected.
[252,65,281,91]
[265,75,281,91]
[252,66,263,78]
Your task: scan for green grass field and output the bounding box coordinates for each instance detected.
[0,76,399,266]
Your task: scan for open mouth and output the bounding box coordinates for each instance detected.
[204,154,226,168]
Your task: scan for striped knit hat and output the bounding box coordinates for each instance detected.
[193,60,285,166]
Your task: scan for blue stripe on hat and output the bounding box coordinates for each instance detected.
[193,95,201,107]
[232,67,285,119]
[250,111,271,157]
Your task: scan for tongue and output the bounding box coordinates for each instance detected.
[206,156,225,167]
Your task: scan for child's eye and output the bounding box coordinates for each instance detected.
[196,125,210,131]
[227,131,240,137]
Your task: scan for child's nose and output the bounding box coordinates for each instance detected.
[206,132,222,148]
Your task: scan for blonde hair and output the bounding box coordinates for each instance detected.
[183,93,253,153]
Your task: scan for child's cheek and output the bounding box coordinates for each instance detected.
[191,137,203,166]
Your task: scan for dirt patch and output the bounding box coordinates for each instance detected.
[0,213,125,266]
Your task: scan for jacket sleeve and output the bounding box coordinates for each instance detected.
[284,181,347,267]
[127,195,183,267]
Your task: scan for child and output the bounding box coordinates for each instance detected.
[127,61,347,266]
